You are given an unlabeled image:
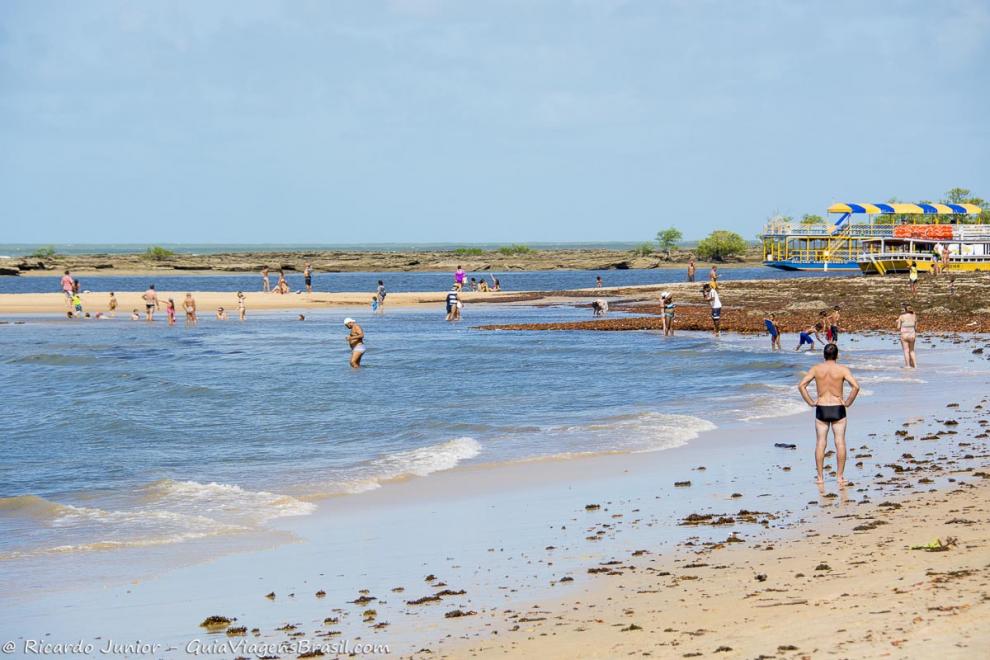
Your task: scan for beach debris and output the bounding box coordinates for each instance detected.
[774,443,797,450]
[323,617,338,625]
[297,650,325,658]
[276,624,297,631]
[444,609,477,618]
[674,481,692,487]
[350,595,376,605]
[225,626,247,637]
[425,574,437,581]
[315,590,326,598]
[731,493,742,498]
[362,609,377,622]
[559,576,574,582]
[714,646,733,652]
[620,624,642,632]
[199,616,234,630]
[911,537,957,552]
[815,563,831,571]
[778,644,799,651]
[755,574,767,582]
[407,594,443,605]
[584,504,601,511]
[264,592,276,600]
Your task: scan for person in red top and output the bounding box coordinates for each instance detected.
[60,270,74,305]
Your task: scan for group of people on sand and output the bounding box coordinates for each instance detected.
[261,266,300,295]
[453,266,501,293]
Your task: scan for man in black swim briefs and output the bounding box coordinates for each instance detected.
[797,343,860,486]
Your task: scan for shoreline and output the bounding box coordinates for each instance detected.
[4,274,990,335]
[2,333,987,657]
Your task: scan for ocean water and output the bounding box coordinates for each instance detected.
[0,266,852,294]
[0,303,909,567]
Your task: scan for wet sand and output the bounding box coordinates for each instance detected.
[2,334,987,658]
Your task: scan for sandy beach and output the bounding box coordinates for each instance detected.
[1,323,987,658]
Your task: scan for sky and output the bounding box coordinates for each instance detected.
[1,0,988,244]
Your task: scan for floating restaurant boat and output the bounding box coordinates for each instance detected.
[762,202,982,272]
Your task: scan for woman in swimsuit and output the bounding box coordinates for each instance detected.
[165,298,176,326]
[661,292,675,336]
[896,303,917,368]
[908,261,919,295]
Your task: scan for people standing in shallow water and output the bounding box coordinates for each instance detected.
[828,306,841,344]
[897,303,918,368]
[261,267,270,292]
[304,263,313,294]
[595,275,603,288]
[183,293,197,325]
[687,259,696,283]
[142,285,158,322]
[344,318,365,368]
[798,343,861,487]
[445,287,460,321]
[454,266,466,291]
[661,292,676,336]
[709,265,719,289]
[764,313,781,350]
[165,298,176,326]
[237,292,246,321]
[908,260,919,295]
[108,292,117,317]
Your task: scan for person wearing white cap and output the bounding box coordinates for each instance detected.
[344,318,365,368]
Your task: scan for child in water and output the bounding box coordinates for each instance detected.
[71,293,83,315]
[237,292,246,321]
[216,307,228,320]
[371,297,379,312]
[131,309,140,320]
[166,298,176,326]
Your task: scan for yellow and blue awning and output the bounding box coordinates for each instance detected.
[828,202,981,215]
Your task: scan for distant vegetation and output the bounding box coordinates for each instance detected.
[496,244,535,256]
[451,247,485,256]
[800,214,824,225]
[29,245,58,259]
[695,230,748,261]
[144,246,176,261]
[631,242,655,256]
[655,227,683,256]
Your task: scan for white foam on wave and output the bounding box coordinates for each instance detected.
[537,412,717,455]
[143,479,316,524]
[0,495,248,561]
[858,375,927,384]
[328,437,482,495]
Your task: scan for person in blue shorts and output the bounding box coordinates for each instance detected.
[764,313,781,350]
[795,322,824,352]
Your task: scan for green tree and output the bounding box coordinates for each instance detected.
[800,214,824,226]
[144,246,176,261]
[655,227,683,256]
[30,245,57,259]
[631,242,655,257]
[695,230,748,262]
[944,187,971,204]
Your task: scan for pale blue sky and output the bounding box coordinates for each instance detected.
[1,0,988,244]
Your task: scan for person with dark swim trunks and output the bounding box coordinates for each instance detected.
[797,343,860,486]
[304,263,313,293]
[764,313,781,350]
